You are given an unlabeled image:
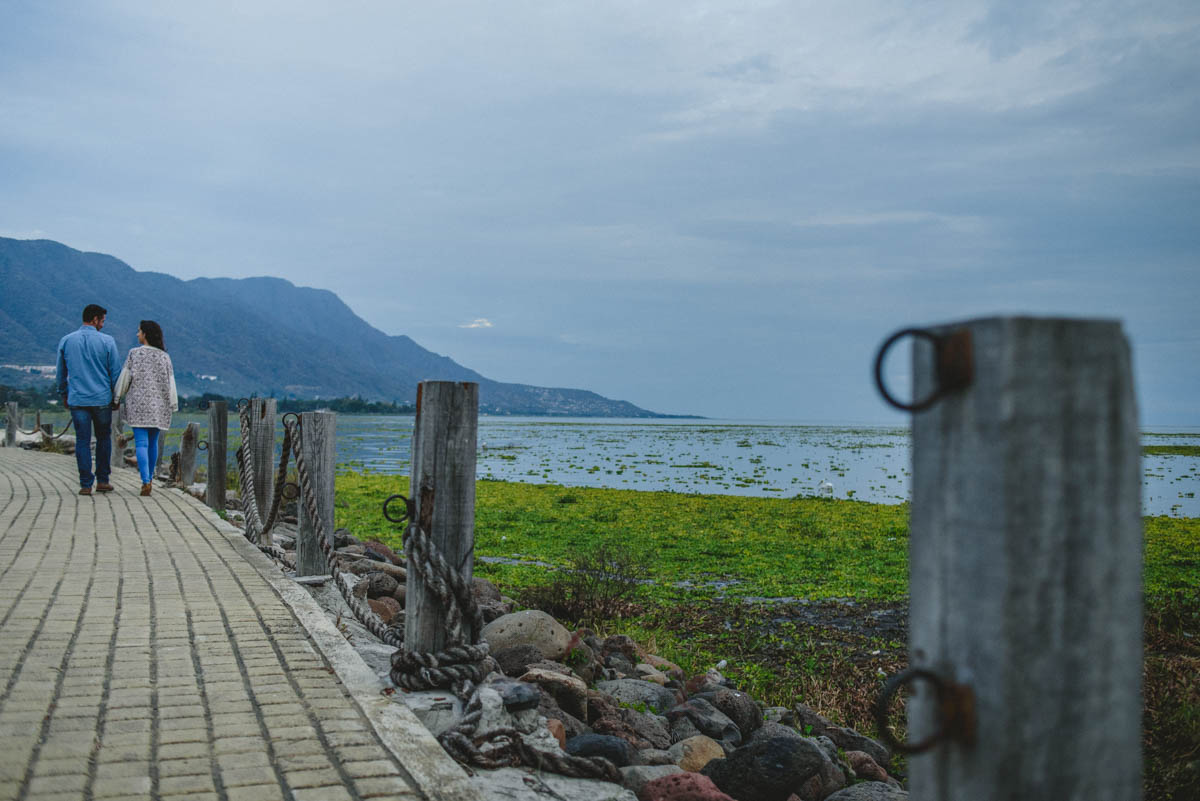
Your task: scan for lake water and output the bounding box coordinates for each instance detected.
[64,411,1192,518]
[329,416,1199,518]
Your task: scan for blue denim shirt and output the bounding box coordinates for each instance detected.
[56,325,121,407]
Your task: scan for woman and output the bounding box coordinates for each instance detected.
[115,320,178,496]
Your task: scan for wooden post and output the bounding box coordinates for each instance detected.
[179,422,199,485]
[155,429,167,476]
[296,411,337,577]
[406,381,478,654]
[5,403,17,446]
[907,317,1141,800]
[206,401,228,511]
[249,398,277,543]
[109,408,124,469]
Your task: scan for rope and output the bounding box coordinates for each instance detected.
[233,408,618,782]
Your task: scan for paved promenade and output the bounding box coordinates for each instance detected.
[0,447,477,801]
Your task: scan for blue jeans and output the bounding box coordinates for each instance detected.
[133,427,161,485]
[70,406,112,488]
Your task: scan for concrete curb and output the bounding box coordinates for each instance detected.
[183,490,482,801]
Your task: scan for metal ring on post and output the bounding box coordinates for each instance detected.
[237,397,250,411]
[198,399,210,410]
[281,481,300,500]
[873,328,943,412]
[197,440,209,451]
[281,412,300,429]
[874,667,976,755]
[382,493,414,525]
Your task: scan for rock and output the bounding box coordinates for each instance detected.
[539,691,591,740]
[526,659,580,678]
[597,679,680,715]
[622,765,684,795]
[489,678,541,713]
[333,528,359,548]
[603,634,643,661]
[546,717,566,748]
[695,689,762,738]
[763,708,793,726]
[666,699,741,749]
[644,654,685,681]
[639,749,674,766]
[639,772,736,801]
[701,736,827,801]
[472,575,502,603]
[367,597,401,625]
[565,734,640,767]
[844,752,888,783]
[482,610,572,661]
[495,644,545,677]
[470,766,638,801]
[479,600,511,623]
[813,737,839,765]
[793,705,889,767]
[364,539,401,564]
[365,571,399,599]
[670,716,703,743]
[685,669,727,695]
[606,652,637,676]
[392,583,406,605]
[796,754,846,801]
[668,735,725,772]
[747,722,805,748]
[592,704,673,751]
[476,683,541,736]
[520,668,589,720]
[823,783,907,801]
[352,579,368,599]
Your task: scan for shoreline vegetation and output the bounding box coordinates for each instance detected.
[335,474,1197,799]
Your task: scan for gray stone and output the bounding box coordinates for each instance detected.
[620,765,684,795]
[793,704,889,767]
[565,733,640,767]
[596,678,679,715]
[701,735,827,801]
[666,698,741,749]
[495,644,544,677]
[482,610,572,661]
[469,767,637,801]
[824,782,907,801]
[490,677,541,712]
[639,748,674,766]
[693,689,762,737]
[669,715,703,743]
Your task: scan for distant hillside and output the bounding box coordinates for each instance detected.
[0,237,667,416]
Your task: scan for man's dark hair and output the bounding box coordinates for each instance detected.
[82,304,107,323]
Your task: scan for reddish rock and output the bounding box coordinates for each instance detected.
[364,539,402,565]
[845,751,889,783]
[639,772,736,801]
[368,597,402,625]
[545,718,566,749]
[645,654,685,681]
[365,571,398,599]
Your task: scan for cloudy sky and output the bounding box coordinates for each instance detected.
[3,1,1198,423]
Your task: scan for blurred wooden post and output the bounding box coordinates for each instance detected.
[5,403,17,446]
[296,411,337,577]
[179,422,199,485]
[155,429,166,476]
[110,409,125,469]
[206,401,228,511]
[248,398,277,543]
[406,381,478,653]
[907,317,1142,800]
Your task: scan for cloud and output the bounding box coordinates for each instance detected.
[459,318,494,329]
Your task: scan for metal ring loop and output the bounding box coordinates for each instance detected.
[198,399,210,410]
[382,493,413,524]
[281,412,300,429]
[873,328,943,412]
[237,397,250,411]
[197,440,209,451]
[874,667,948,755]
[281,481,300,500]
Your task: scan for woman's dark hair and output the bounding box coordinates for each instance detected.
[140,320,166,352]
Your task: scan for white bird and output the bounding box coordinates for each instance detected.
[817,479,834,496]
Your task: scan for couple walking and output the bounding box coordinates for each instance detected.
[55,303,178,496]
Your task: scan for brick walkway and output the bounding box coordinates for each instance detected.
[0,447,476,801]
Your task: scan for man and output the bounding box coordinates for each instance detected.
[56,304,121,495]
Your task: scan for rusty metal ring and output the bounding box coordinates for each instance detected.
[874,668,951,755]
[281,481,300,500]
[197,440,209,451]
[382,493,414,525]
[873,328,944,412]
[281,412,300,429]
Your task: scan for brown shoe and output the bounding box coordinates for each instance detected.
[140,484,152,496]
[96,483,114,493]
[79,487,92,496]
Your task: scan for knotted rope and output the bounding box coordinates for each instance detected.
[234,409,618,782]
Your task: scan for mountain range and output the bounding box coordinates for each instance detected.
[0,237,666,416]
